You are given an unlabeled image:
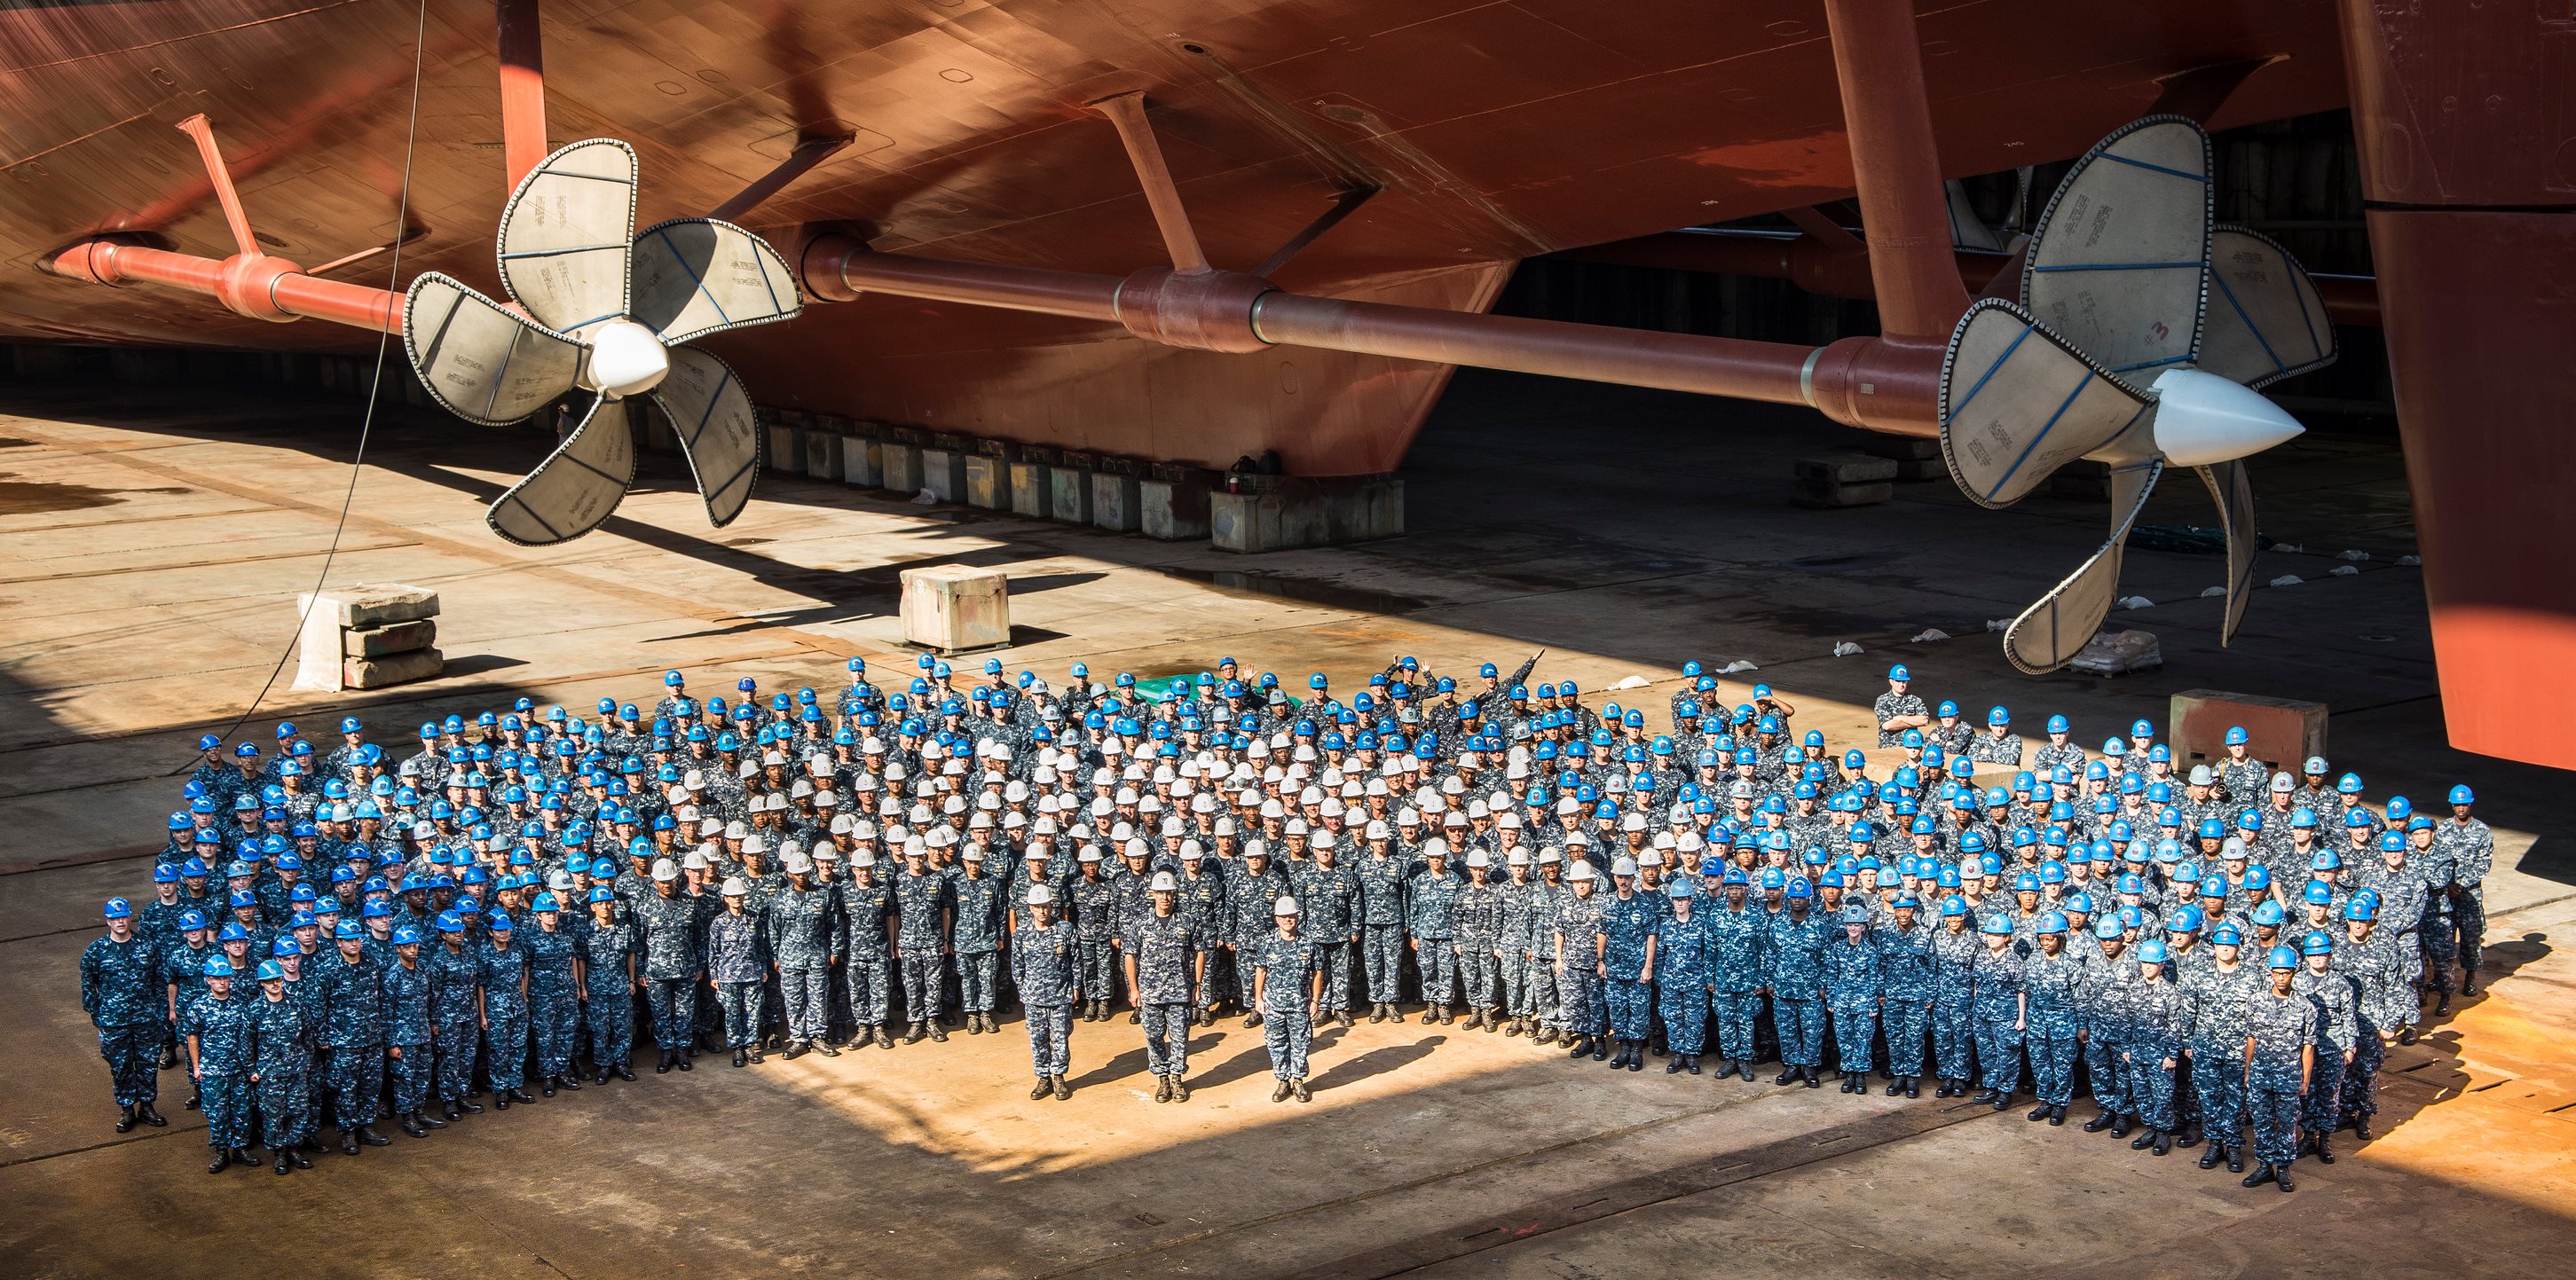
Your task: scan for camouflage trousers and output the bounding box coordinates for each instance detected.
[1931,1001,1974,1080]
[717,980,760,1048]
[2250,1079,2303,1165]
[2341,1032,2384,1119]
[1417,940,1458,1007]
[2454,889,2485,974]
[2083,1033,2125,1110]
[2303,1051,2351,1131]
[1973,1006,2024,1092]
[1502,949,1539,1018]
[1075,940,1118,1002]
[1658,982,1706,1054]
[1711,990,1763,1062]
[1829,1003,1876,1073]
[2420,907,2457,995]
[2123,1046,2178,1129]
[1773,995,1824,1066]
[1024,1002,1072,1077]
[2187,1041,2245,1142]
[484,1005,530,1089]
[1140,1001,1190,1077]
[200,1072,252,1149]
[898,948,946,1022]
[586,991,634,1067]
[842,954,892,1026]
[1458,938,1501,1010]
[1606,977,1653,1040]
[532,993,578,1078]
[257,1067,313,1150]
[957,950,1002,1014]
[433,1017,479,1100]
[1558,966,1604,1037]
[781,965,831,1042]
[2027,1026,2079,1105]
[1361,925,1406,1003]
[96,1022,160,1106]
[1264,1005,1312,1080]
[389,1041,434,1114]
[644,977,693,1049]
[1313,940,1355,1015]
[1879,999,1929,1078]
[326,1044,384,1128]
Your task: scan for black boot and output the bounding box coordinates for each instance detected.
[1666,1054,1686,1075]
[1740,1061,1758,1082]
[418,1109,446,1130]
[2241,1163,2274,1188]
[657,1049,675,1073]
[2225,1145,2245,1174]
[2314,1133,2335,1165]
[1906,1078,1921,1098]
[2152,1129,2173,1156]
[2462,973,2478,996]
[2199,1142,2222,1170]
[288,1145,312,1167]
[1804,1066,1822,1088]
[275,1150,292,1176]
[540,1078,556,1098]
[1370,1002,1388,1024]
[137,1102,165,1127]
[208,1149,232,1174]
[1685,1056,1702,1075]
[342,1128,360,1155]
[558,1072,580,1090]
[1887,1078,1905,1096]
[733,1048,749,1067]
[493,1092,509,1111]
[459,1096,484,1114]
[2028,1103,2052,1121]
[904,1023,926,1045]
[2352,1116,2373,1142]
[2084,1108,2117,1133]
[401,1114,427,1138]
[116,1104,136,1134]
[2111,1114,2135,1139]
[1627,1041,1644,1072]
[1567,1036,1592,1058]
[2275,1163,2296,1192]
[2131,1126,2158,1150]
[1591,1036,1611,1061]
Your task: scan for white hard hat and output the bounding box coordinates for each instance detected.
[1273,895,1300,915]
[1149,871,1178,891]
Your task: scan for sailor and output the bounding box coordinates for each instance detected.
[2243,945,2317,1191]
[1821,903,1880,1091]
[1252,895,1320,1101]
[179,956,256,1173]
[1012,884,1077,1100]
[80,897,165,1133]
[1130,870,1197,1101]
[1872,665,1930,749]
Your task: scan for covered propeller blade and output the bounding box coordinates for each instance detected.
[2021,115,2212,379]
[2198,226,2338,389]
[401,271,582,426]
[486,396,635,546]
[631,217,804,346]
[1938,299,2152,509]
[2196,459,2260,646]
[652,346,761,527]
[497,138,638,334]
[2003,458,2164,674]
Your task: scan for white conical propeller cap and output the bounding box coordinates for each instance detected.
[581,318,669,397]
[2147,368,2303,468]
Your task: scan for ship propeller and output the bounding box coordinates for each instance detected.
[1934,116,2337,672]
[400,139,803,545]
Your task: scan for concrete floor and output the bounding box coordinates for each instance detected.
[0,372,2569,1278]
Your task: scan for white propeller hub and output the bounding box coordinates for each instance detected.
[581,318,668,397]
[2146,368,2304,468]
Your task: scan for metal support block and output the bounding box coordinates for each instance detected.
[920,447,967,504]
[1209,475,1403,553]
[964,455,1007,509]
[1010,460,1053,518]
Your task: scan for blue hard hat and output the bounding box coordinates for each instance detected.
[101,896,134,919]
[2224,725,2249,746]
[2037,911,2068,935]
[2337,773,2364,795]
[2130,719,2155,738]
[2344,896,2377,922]
[2299,931,2334,956]
[2263,944,2299,969]
[272,937,302,957]
[2250,899,2285,926]
[2137,938,2170,963]
[2064,891,2094,915]
[2013,872,2041,893]
[2448,784,2476,806]
[1978,913,2012,936]
[1887,664,1910,681]
[1940,894,1968,917]
[2093,917,2124,939]
[1760,868,1787,890]
[2302,881,2335,905]
[2046,714,2070,734]
[2168,905,2204,933]
[201,957,237,978]
[1784,876,1814,899]
[486,913,515,934]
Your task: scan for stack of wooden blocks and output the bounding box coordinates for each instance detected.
[292,585,443,692]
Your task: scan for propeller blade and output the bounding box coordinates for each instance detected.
[651,346,761,527]
[2197,226,2339,389]
[401,271,582,426]
[485,396,635,546]
[2003,458,2164,674]
[631,217,804,346]
[1938,299,2152,509]
[2196,459,2260,645]
[2021,115,2212,378]
[497,138,638,334]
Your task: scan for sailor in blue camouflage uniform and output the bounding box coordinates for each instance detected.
[2118,938,2186,1154]
[380,924,444,1135]
[2291,928,2359,1166]
[1968,912,2026,1109]
[2180,923,2257,1170]
[1455,850,1507,1030]
[180,956,257,1172]
[1408,840,1463,1023]
[81,898,166,1133]
[634,859,702,1070]
[1654,880,1710,1073]
[1296,838,1361,1030]
[708,877,768,1065]
[1130,872,1197,1101]
[1871,665,1930,748]
[1012,884,1078,1099]
[1252,894,1321,1101]
[2077,916,2134,1128]
[894,843,954,1043]
[1598,857,1658,1071]
[1872,891,1932,1095]
[1555,861,1608,1059]
[769,851,839,1057]
[316,918,392,1151]
[1929,895,1980,1096]
[2243,945,2317,1190]
[2020,911,2082,1122]
[2334,894,2406,1140]
[2435,784,2491,1000]
[580,888,639,1080]
[427,912,485,1114]
[1706,868,1769,1080]
[477,913,535,1104]
[248,959,317,1174]
[839,851,897,1045]
[1358,833,1410,1021]
[1822,903,1880,1090]
[951,847,1010,1034]
[1766,877,1830,1087]
[1067,849,1120,1023]
[524,893,583,1092]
